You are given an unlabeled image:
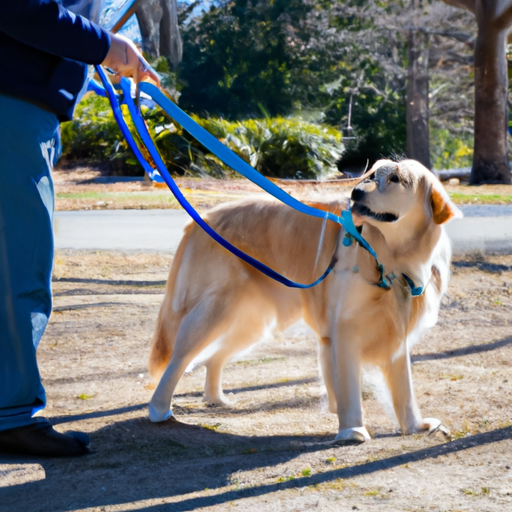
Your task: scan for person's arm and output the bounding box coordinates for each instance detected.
[0,0,159,84]
[0,0,109,64]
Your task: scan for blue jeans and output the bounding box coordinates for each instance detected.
[0,93,59,431]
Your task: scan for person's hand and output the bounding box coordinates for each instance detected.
[102,33,160,86]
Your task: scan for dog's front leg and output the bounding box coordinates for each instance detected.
[332,337,371,444]
[319,337,337,414]
[382,349,448,436]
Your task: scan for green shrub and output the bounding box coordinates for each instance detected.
[60,95,141,174]
[430,128,473,170]
[60,94,343,179]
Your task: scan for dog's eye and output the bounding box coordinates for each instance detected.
[389,175,400,184]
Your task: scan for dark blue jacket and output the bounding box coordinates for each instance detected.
[0,1,110,121]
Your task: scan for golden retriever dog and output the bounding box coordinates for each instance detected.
[147,159,461,443]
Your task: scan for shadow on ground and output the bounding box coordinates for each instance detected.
[1,413,511,512]
[412,334,512,362]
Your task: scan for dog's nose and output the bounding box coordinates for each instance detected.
[351,188,365,202]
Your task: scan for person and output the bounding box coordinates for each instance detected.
[0,0,159,457]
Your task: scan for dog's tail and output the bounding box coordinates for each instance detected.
[148,223,193,382]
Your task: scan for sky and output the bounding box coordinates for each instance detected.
[103,0,216,43]
[103,0,141,42]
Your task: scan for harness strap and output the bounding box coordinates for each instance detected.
[402,273,425,297]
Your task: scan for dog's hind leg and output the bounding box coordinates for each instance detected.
[148,295,179,384]
[149,295,235,422]
[204,310,274,406]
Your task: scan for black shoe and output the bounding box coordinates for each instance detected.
[0,421,90,457]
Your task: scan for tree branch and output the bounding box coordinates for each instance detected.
[440,0,476,15]
[178,0,201,24]
[403,26,475,48]
[495,0,512,30]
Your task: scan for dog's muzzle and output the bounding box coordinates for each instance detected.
[351,201,399,223]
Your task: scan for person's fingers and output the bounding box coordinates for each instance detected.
[128,47,139,83]
[102,33,161,86]
[101,33,127,72]
[140,62,161,86]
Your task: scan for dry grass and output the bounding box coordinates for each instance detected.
[54,166,512,212]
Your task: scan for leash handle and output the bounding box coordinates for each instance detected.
[93,68,163,182]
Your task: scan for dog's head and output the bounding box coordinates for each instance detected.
[350,159,461,234]
[348,159,461,296]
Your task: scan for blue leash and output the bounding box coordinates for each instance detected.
[94,66,394,290]
[88,73,164,183]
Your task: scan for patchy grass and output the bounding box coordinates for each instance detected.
[53,167,512,212]
[440,374,464,381]
[460,487,491,497]
[57,187,512,209]
[276,475,296,483]
[233,357,286,366]
[199,423,222,431]
[57,190,179,203]
[448,192,512,205]
[56,190,180,209]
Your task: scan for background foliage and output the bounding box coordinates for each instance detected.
[179,0,409,168]
[61,94,343,179]
[63,0,485,175]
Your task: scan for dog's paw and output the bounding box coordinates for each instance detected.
[203,392,236,408]
[148,403,174,423]
[334,426,371,445]
[423,418,451,438]
[203,397,235,408]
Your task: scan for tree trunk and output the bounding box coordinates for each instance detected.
[471,18,511,183]
[135,0,182,66]
[406,28,431,169]
[136,0,163,58]
[441,0,512,183]
[160,0,183,67]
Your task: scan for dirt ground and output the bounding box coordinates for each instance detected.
[1,245,512,511]
[1,167,512,510]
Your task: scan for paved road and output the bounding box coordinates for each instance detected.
[55,210,189,252]
[54,205,512,255]
[447,205,512,254]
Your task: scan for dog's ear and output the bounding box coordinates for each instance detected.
[431,182,462,225]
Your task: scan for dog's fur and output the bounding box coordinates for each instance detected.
[147,159,461,443]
